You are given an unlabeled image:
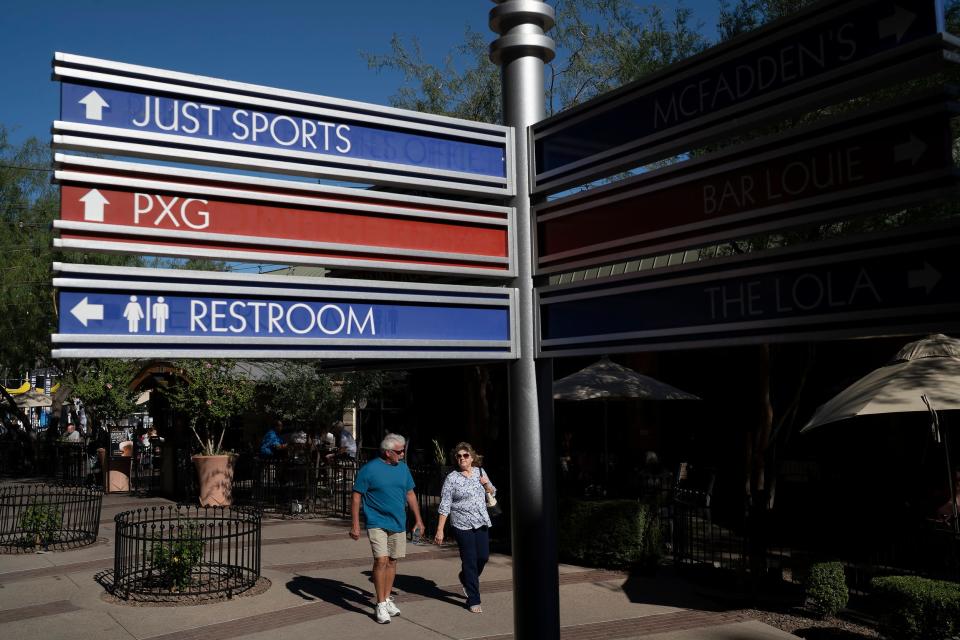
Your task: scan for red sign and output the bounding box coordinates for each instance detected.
[535,101,954,274]
[55,169,513,276]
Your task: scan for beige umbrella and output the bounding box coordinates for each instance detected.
[553,356,699,485]
[801,335,960,430]
[14,390,53,409]
[553,357,700,402]
[801,334,960,530]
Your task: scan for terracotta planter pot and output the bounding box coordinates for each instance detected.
[192,454,235,506]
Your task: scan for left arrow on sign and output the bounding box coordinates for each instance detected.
[78,90,109,121]
[78,189,109,222]
[70,297,104,327]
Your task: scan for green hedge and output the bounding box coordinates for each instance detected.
[805,561,848,618]
[871,575,960,640]
[557,499,660,569]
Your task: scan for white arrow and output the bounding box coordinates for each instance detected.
[878,5,916,43]
[908,261,941,294]
[78,90,109,121]
[78,189,109,222]
[894,135,927,166]
[70,297,104,327]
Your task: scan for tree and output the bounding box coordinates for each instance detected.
[68,359,141,430]
[259,361,338,431]
[160,360,255,456]
[363,0,708,122]
[0,129,58,376]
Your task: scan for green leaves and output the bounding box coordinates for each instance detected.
[68,359,141,428]
[160,360,255,455]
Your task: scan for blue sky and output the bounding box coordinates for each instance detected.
[2,0,721,147]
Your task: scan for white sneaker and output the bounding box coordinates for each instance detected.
[375,602,391,624]
[385,597,401,616]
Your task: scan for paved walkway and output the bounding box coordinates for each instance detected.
[0,493,796,640]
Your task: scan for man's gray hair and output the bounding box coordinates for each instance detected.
[381,433,406,452]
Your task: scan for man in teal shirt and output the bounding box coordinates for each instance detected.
[350,433,425,624]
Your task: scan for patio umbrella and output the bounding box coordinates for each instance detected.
[801,334,960,530]
[553,356,699,485]
[13,390,52,409]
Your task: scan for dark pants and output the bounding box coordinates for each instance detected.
[452,526,490,606]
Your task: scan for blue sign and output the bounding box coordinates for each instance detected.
[61,82,506,179]
[59,291,510,342]
[539,232,960,355]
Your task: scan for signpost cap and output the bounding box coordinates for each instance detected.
[489,0,556,65]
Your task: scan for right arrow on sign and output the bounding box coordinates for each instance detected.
[70,297,104,327]
[78,189,109,222]
[894,135,927,166]
[909,262,941,294]
[78,90,108,121]
[878,6,916,43]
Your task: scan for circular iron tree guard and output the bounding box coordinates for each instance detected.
[113,504,261,601]
[0,483,104,553]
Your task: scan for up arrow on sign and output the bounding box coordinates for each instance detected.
[78,90,108,121]
[78,188,109,221]
[70,296,104,327]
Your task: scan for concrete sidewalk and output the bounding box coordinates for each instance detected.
[0,493,796,640]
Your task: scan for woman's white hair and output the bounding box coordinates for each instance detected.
[381,433,406,452]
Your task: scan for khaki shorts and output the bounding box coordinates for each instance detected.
[367,528,406,559]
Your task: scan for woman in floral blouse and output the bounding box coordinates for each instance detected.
[434,442,496,613]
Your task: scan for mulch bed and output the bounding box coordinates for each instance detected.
[740,606,879,639]
[100,576,272,606]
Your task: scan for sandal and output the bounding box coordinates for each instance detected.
[469,605,483,613]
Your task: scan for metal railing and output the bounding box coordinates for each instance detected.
[129,444,161,496]
[0,483,103,552]
[668,490,960,592]
[49,443,90,486]
[113,504,261,601]
[249,457,317,513]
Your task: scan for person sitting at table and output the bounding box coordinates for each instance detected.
[61,423,81,443]
[935,469,960,523]
[259,420,287,457]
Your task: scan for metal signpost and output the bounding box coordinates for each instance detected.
[52,263,516,360]
[531,0,948,194]
[538,224,960,356]
[53,52,514,197]
[54,155,515,277]
[489,1,560,637]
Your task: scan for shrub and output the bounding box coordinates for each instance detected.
[557,499,660,569]
[18,503,63,548]
[150,524,205,590]
[805,561,849,618]
[871,575,960,640]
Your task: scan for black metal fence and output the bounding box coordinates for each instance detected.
[0,483,103,552]
[668,491,960,593]
[248,457,318,513]
[49,443,90,486]
[231,455,446,536]
[113,504,261,601]
[129,443,161,496]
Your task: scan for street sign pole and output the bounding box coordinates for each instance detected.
[489,2,559,638]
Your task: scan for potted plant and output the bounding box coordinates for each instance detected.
[161,360,254,506]
[69,359,141,489]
